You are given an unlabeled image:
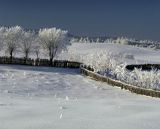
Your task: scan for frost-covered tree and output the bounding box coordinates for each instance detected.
[79,37,84,43]
[20,31,35,62]
[33,36,41,60]
[104,38,114,43]
[4,26,23,62]
[70,38,78,43]
[39,27,69,65]
[96,38,100,43]
[115,37,129,45]
[0,27,7,51]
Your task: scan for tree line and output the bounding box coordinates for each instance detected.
[0,26,70,65]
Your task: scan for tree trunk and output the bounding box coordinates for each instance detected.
[36,51,39,60]
[49,49,53,66]
[49,57,53,66]
[24,52,28,64]
[10,51,13,63]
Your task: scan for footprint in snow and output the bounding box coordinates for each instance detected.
[59,113,63,119]
[59,106,67,110]
[65,96,69,101]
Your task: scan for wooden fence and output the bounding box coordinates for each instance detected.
[1,56,160,98]
[80,65,160,98]
[0,57,81,68]
[126,64,160,71]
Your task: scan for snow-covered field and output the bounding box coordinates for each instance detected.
[59,43,160,90]
[0,65,160,129]
[0,43,160,129]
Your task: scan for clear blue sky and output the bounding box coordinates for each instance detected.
[0,0,160,40]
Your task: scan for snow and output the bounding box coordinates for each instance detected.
[58,43,160,64]
[0,43,160,128]
[58,43,160,90]
[0,65,160,129]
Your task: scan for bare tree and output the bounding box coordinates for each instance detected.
[20,31,34,63]
[33,36,41,60]
[0,27,7,51]
[39,27,69,65]
[4,26,23,62]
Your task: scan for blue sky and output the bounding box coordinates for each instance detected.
[0,0,160,40]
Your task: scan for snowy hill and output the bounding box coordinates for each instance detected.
[58,43,160,64]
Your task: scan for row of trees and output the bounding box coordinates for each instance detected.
[0,26,69,65]
[70,37,129,44]
[71,36,160,48]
